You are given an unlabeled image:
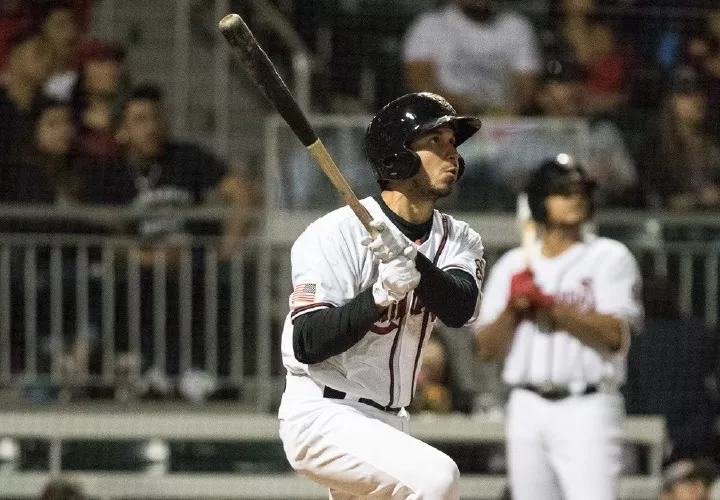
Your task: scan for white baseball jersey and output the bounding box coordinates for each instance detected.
[478,234,643,391]
[281,197,484,408]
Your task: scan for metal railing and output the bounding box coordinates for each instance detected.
[0,406,668,500]
[0,205,262,404]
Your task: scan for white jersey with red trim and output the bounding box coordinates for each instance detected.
[281,197,484,408]
[477,234,643,390]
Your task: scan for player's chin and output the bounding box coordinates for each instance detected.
[430,183,454,199]
[557,213,585,226]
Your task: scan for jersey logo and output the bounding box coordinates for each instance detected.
[291,283,318,307]
[371,297,407,335]
[369,295,435,335]
[556,278,596,311]
[475,258,486,282]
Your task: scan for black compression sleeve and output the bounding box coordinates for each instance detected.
[292,286,382,364]
[414,253,478,328]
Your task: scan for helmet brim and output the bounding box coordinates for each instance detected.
[410,115,482,148]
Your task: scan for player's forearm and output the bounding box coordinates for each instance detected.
[292,287,383,364]
[414,253,478,328]
[549,305,624,354]
[475,307,519,361]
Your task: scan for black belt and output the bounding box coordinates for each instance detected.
[323,386,403,414]
[516,384,598,401]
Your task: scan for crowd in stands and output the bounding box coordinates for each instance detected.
[2,0,720,214]
[0,1,256,403]
[0,0,254,235]
[290,0,720,212]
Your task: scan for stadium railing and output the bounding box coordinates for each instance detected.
[0,404,667,500]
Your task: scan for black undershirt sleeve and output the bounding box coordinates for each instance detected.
[293,255,479,364]
[292,286,382,364]
[414,253,478,328]
[292,194,478,364]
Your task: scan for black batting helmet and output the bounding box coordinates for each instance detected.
[527,154,597,223]
[365,92,482,186]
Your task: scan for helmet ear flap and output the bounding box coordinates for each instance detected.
[381,150,421,181]
[458,155,465,181]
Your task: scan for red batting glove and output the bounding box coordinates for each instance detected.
[509,269,554,318]
[509,269,537,317]
[510,269,535,297]
[529,287,554,309]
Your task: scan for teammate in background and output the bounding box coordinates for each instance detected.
[278,92,486,499]
[475,155,643,500]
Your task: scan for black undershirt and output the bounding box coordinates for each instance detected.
[293,196,478,364]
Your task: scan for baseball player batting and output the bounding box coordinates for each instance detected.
[278,92,486,499]
[475,156,644,500]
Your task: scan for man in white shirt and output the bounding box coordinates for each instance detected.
[403,0,541,115]
[475,155,643,500]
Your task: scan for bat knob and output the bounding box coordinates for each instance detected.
[219,13,242,32]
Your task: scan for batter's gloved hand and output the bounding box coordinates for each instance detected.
[372,247,421,307]
[509,269,553,318]
[362,220,412,263]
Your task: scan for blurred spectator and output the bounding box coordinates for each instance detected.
[0,0,30,74]
[0,29,51,167]
[37,1,82,102]
[660,459,718,500]
[83,84,254,255]
[536,59,638,204]
[403,0,541,115]
[80,84,254,377]
[640,67,720,211]
[0,96,83,204]
[458,59,638,209]
[685,9,720,138]
[69,39,127,160]
[625,276,718,460]
[432,320,506,415]
[560,0,631,115]
[39,477,87,500]
[58,0,93,32]
[409,336,454,414]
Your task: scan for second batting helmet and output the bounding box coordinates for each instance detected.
[364,92,482,185]
[527,154,596,223]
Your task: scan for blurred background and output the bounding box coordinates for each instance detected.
[0,0,719,499]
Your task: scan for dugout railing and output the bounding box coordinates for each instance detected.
[0,405,669,500]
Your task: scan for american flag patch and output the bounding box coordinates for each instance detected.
[291,283,317,307]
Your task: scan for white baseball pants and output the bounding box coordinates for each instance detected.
[506,388,623,500]
[278,374,460,500]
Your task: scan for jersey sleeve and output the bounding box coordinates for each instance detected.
[441,222,485,291]
[594,244,644,333]
[438,221,485,324]
[289,221,358,321]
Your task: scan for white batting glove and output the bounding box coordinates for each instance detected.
[362,220,411,263]
[372,247,421,307]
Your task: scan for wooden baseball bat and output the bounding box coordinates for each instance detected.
[516,192,552,332]
[516,192,536,269]
[218,13,375,234]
